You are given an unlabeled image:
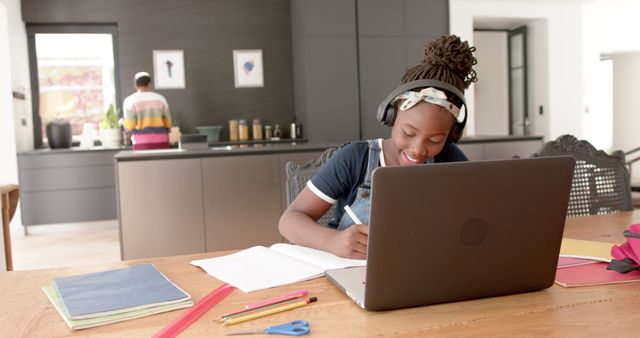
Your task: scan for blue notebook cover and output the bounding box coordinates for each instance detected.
[53,263,191,319]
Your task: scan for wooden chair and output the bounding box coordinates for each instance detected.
[285,147,339,227]
[1,184,19,271]
[534,135,633,217]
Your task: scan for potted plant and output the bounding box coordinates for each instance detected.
[99,104,122,147]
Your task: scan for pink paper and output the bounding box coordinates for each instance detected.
[555,262,640,287]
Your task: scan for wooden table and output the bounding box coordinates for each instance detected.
[2,211,640,337]
[1,184,19,271]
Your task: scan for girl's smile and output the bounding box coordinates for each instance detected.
[384,99,455,166]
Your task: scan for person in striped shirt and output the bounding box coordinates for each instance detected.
[123,72,172,150]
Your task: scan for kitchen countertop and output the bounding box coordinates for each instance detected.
[19,135,543,158]
[458,135,543,144]
[114,142,341,162]
[18,146,130,156]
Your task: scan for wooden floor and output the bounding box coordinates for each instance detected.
[10,220,120,271]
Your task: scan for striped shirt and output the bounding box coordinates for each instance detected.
[123,91,172,149]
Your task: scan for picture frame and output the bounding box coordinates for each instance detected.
[153,50,186,89]
[233,49,264,88]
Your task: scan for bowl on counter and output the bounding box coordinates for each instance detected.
[196,126,222,143]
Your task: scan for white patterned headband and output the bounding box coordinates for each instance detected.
[393,87,465,122]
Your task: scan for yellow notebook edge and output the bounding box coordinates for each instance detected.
[42,286,193,330]
[558,254,610,263]
[554,278,640,288]
[560,238,614,262]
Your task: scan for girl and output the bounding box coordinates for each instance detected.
[279,35,478,259]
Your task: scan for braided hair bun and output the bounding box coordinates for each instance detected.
[401,35,478,92]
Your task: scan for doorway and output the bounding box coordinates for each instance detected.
[27,24,121,148]
[474,26,529,136]
[508,26,528,136]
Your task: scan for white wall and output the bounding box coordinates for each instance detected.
[0,2,12,272]
[527,19,549,140]
[450,0,584,141]
[474,31,509,136]
[0,0,32,153]
[611,53,640,178]
[0,2,17,185]
[1,0,28,237]
[583,0,640,159]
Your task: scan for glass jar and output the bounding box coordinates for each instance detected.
[264,125,273,140]
[228,119,239,141]
[238,119,249,141]
[252,119,263,140]
[272,124,282,140]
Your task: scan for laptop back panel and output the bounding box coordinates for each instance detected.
[363,156,575,311]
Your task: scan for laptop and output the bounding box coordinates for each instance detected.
[326,156,576,311]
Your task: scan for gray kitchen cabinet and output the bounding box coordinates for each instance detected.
[202,155,284,252]
[116,145,335,259]
[292,0,359,143]
[118,159,206,260]
[358,36,405,140]
[17,149,120,227]
[457,137,544,160]
[483,140,543,159]
[292,0,449,142]
[457,143,484,161]
[357,0,449,140]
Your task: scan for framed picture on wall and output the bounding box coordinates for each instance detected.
[153,50,186,89]
[233,49,264,88]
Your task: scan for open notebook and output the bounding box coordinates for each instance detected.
[191,243,366,292]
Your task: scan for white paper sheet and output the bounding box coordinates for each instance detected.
[190,244,366,292]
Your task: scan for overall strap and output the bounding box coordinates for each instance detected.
[363,139,382,187]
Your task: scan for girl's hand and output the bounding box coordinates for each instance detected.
[328,224,369,259]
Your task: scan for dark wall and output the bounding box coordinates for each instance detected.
[22,0,294,137]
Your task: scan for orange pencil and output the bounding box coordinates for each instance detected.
[218,297,305,322]
[224,297,318,326]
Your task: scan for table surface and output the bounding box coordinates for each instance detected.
[2,211,640,337]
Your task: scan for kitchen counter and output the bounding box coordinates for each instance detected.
[456,135,544,160]
[17,147,124,227]
[115,136,546,259]
[116,142,333,259]
[459,135,543,144]
[18,145,130,156]
[114,142,340,162]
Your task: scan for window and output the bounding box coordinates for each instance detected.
[27,25,120,148]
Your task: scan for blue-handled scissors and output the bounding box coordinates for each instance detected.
[225,320,310,336]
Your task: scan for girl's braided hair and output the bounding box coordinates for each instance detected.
[401,35,478,98]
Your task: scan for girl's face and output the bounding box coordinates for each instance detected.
[387,100,455,166]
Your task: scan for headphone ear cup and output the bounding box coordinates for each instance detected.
[383,106,396,126]
[447,123,462,143]
[377,102,396,126]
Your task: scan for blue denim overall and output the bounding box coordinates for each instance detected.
[336,140,380,230]
[336,139,435,231]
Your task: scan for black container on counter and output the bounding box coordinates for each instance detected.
[45,118,72,149]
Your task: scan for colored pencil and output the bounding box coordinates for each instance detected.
[218,296,305,322]
[224,297,317,326]
[245,289,308,310]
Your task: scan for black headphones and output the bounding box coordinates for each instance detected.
[376,79,468,143]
